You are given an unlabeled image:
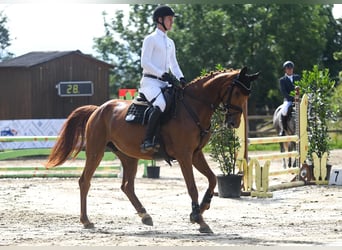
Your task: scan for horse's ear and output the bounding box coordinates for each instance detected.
[240,66,248,76]
[250,72,260,81]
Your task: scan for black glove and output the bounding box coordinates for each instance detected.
[161,72,174,85]
[180,77,187,87]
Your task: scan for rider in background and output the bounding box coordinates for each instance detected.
[278,61,301,136]
[139,5,186,153]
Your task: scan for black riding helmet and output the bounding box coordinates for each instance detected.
[153,5,177,31]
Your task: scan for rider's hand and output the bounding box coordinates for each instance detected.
[161,72,174,85]
[180,77,187,87]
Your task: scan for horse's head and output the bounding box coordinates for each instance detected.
[220,67,259,128]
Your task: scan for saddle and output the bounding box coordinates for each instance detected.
[124,98,151,125]
[125,86,177,125]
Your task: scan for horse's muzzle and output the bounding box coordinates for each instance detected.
[225,116,240,129]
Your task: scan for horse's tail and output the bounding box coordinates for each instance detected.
[45,105,98,168]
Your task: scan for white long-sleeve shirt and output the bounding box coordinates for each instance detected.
[141,28,184,80]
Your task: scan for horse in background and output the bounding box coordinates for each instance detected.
[273,104,296,169]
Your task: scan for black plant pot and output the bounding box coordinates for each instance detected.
[326,164,332,181]
[217,174,242,198]
[309,164,332,181]
[147,166,160,179]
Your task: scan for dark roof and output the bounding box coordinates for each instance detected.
[0,50,113,68]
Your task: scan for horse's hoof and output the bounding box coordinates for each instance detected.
[141,214,153,226]
[199,224,213,234]
[190,214,195,224]
[190,212,201,224]
[83,222,95,229]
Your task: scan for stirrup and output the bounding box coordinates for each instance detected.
[140,141,160,153]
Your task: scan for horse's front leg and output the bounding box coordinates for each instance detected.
[280,142,287,169]
[117,153,153,226]
[192,150,216,214]
[178,155,213,234]
[290,141,297,168]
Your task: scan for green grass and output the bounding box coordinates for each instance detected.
[329,132,342,149]
[0,148,50,160]
[248,143,280,151]
[328,120,342,149]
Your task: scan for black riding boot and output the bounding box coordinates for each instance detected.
[140,106,161,153]
[279,115,287,136]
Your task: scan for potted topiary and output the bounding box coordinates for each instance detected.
[209,107,242,198]
[296,65,337,181]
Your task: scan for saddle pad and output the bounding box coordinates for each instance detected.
[125,103,150,125]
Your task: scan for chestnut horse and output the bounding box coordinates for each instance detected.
[45,67,259,233]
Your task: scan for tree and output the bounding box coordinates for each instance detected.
[93,5,157,97]
[185,4,341,115]
[93,4,342,115]
[0,11,12,61]
[321,7,342,81]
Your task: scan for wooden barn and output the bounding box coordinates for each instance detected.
[0,50,113,119]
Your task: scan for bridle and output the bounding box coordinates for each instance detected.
[218,77,251,117]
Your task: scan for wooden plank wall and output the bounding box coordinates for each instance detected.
[0,53,110,119]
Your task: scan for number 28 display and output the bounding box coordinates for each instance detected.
[56,81,94,97]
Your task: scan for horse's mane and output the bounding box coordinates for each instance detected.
[187,68,238,87]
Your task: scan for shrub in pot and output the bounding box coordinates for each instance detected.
[209,108,242,198]
[296,65,337,180]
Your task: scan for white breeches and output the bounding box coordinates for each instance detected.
[139,77,168,112]
[280,100,292,116]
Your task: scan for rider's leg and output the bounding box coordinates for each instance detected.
[279,115,287,136]
[140,90,166,153]
[140,106,162,153]
[139,79,167,153]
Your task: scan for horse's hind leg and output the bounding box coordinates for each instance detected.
[79,146,105,228]
[116,151,153,226]
[78,118,107,229]
[79,144,105,229]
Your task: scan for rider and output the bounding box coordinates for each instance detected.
[278,60,301,136]
[139,5,186,153]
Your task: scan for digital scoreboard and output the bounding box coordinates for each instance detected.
[56,81,94,97]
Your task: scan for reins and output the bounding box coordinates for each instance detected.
[178,75,251,144]
[180,95,211,138]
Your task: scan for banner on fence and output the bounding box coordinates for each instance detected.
[0,119,65,150]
